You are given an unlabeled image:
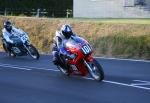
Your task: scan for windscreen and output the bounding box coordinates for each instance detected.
[64,36,87,49]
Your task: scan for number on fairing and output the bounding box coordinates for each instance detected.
[21,35,28,42]
[82,45,92,54]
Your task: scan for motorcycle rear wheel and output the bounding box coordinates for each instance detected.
[57,66,70,76]
[57,54,70,76]
[2,43,8,52]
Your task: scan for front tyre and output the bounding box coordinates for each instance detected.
[27,45,40,60]
[85,59,104,81]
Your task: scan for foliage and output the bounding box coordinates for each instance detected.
[0,16,150,59]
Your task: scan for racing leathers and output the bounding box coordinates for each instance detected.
[52,31,75,65]
[2,26,23,53]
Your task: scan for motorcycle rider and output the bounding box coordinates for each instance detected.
[52,24,76,66]
[2,20,23,55]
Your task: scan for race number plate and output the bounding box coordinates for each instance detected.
[81,44,92,55]
[20,34,28,42]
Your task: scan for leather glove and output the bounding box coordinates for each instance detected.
[13,41,18,46]
[67,54,76,59]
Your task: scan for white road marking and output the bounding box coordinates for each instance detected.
[133,80,150,83]
[0,63,59,71]
[131,80,150,86]
[0,64,31,71]
[0,52,150,63]
[103,80,150,91]
[0,63,150,91]
[131,83,150,86]
[95,57,150,63]
[83,77,150,91]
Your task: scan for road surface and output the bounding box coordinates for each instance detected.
[0,53,150,103]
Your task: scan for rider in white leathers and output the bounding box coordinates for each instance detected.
[2,20,24,55]
[52,24,76,66]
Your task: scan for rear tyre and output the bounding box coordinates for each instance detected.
[2,41,16,58]
[2,39,9,53]
[9,52,16,58]
[2,43,7,52]
[57,66,70,76]
[86,59,104,81]
[57,54,70,76]
[27,45,40,60]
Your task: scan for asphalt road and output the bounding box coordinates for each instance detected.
[0,52,150,103]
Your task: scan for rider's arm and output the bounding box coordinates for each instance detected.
[59,46,76,59]
[13,27,29,40]
[56,36,62,49]
[56,36,70,56]
[2,30,13,44]
[12,26,21,33]
[13,27,25,35]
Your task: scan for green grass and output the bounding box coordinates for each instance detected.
[49,18,150,24]
[94,34,150,59]
[95,19,150,24]
[0,16,150,59]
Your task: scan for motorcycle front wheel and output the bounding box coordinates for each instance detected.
[85,59,104,81]
[27,45,40,60]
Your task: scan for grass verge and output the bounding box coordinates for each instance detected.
[0,16,150,60]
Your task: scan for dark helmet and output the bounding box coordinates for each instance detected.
[61,24,73,39]
[4,20,12,32]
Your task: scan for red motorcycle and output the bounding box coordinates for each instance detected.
[57,36,104,81]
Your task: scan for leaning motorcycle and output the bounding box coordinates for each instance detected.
[2,31,40,60]
[57,36,104,81]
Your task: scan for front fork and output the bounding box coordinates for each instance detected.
[83,55,94,74]
[83,59,93,73]
[23,43,32,55]
[85,55,94,62]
